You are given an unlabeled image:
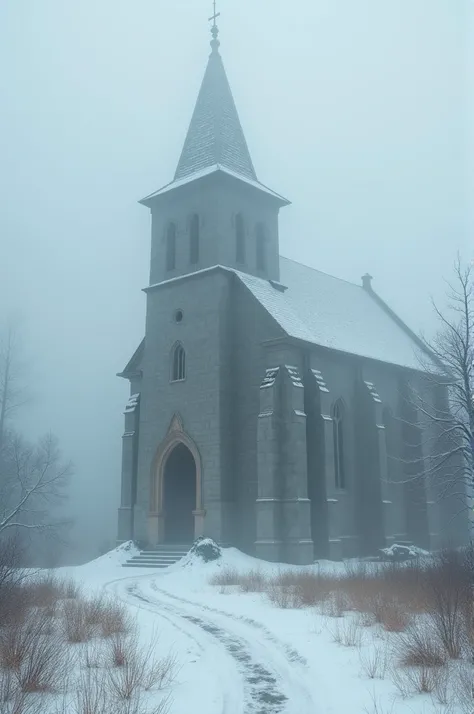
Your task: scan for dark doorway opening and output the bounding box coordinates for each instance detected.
[163,443,196,544]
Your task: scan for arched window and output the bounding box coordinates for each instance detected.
[333,400,346,489]
[166,223,176,271]
[171,343,186,382]
[256,223,266,271]
[235,213,245,264]
[190,214,199,265]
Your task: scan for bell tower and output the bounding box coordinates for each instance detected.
[140,12,290,286]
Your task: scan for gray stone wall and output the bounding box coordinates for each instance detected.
[133,268,236,547]
[307,349,359,557]
[231,281,284,552]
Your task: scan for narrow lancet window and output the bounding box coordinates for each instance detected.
[171,343,186,382]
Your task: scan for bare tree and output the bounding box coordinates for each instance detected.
[0,325,27,451]
[0,431,72,538]
[414,257,474,516]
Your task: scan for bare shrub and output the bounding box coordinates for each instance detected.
[291,571,334,607]
[319,590,347,618]
[83,639,106,669]
[395,620,447,668]
[355,611,376,628]
[266,581,293,609]
[141,653,178,692]
[339,617,363,647]
[0,689,43,714]
[422,551,471,660]
[378,600,410,633]
[359,640,389,679]
[27,574,61,611]
[0,609,51,670]
[106,655,145,700]
[209,567,239,587]
[73,669,109,714]
[83,595,107,630]
[0,668,17,704]
[109,633,131,668]
[363,691,395,714]
[454,663,474,713]
[60,578,81,600]
[238,569,267,593]
[106,630,177,699]
[390,663,446,697]
[99,599,131,638]
[62,595,128,643]
[326,619,342,644]
[16,630,69,693]
[431,663,450,707]
[62,600,95,643]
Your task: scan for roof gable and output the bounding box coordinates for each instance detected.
[237,258,436,371]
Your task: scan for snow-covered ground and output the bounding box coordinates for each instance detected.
[55,544,459,714]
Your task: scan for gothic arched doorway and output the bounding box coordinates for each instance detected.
[163,443,197,544]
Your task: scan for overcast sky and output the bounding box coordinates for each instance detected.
[0,1,472,561]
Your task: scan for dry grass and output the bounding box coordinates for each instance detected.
[63,600,96,644]
[62,595,130,644]
[83,639,106,669]
[359,640,389,679]
[326,616,362,647]
[105,630,178,699]
[0,543,177,714]
[73,669,109,714]
[16,632,70,693]
[395,620,448,668]
[208,567,240,587]
[237,569,267,593]
[390,662,448,697]
[99,599,131,638]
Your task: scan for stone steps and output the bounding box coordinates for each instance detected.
[122,545,191,569]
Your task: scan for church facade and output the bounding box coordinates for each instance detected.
[116,26,467,563]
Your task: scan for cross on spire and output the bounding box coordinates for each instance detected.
[208,0,220,50]
[208,0,220,27]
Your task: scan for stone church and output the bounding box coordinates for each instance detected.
[117,24,466,563]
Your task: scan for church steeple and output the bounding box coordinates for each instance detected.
[141,15,289,287]
[174,18,257,183]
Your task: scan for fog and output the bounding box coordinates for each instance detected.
[0,1,472,562]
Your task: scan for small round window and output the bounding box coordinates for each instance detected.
[174,309,184,323]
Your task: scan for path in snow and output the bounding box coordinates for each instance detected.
[109,576,316,714]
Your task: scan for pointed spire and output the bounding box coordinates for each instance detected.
[209,0,220,54]
[174,16,257,183]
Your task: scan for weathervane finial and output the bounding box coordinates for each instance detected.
[208,0,221,52]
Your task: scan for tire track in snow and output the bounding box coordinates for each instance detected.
[150,581,307,665]
[107,577,243,714]
[132,580,316,714]
[128,583,288,714]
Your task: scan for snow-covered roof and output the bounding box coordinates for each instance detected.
[139,41,288,208]
[121,260,435,380]
[140,164,289,206]
[174,44,256,183]
[237,258,432,371]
